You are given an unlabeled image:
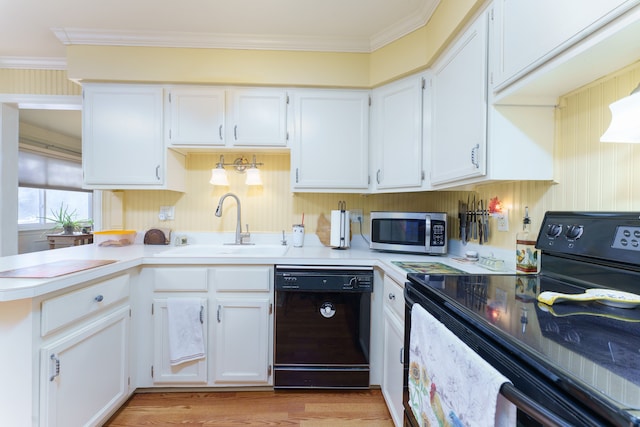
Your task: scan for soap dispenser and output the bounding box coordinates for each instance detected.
[516,207,539,274]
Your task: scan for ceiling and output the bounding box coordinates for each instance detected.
[0,0,439,60]
[2,0,440,151]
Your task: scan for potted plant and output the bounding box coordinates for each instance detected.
[45,203,91,235]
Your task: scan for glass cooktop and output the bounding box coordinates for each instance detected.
[407,272,640,414]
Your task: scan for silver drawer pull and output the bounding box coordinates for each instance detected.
[50,354,60,381]
[388,293,395,300]
[200,305,204,324]
[94,294,104,302]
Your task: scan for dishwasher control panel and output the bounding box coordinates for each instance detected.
[275,266,373,292]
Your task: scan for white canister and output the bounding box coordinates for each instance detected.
[292,224,305,247]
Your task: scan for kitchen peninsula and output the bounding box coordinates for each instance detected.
[0,234,503,427]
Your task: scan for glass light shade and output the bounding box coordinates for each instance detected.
[245,167,262,186]
[600,87,640,143]
[209,167,229,186]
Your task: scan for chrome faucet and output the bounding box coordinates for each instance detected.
[214,192,251,245]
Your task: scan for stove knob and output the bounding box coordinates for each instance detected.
[546,223,563,238]
[565,224,584,240]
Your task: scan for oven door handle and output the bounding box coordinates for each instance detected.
[500,383,571,427]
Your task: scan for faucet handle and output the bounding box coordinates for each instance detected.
[281,230,287,246]
[240,224,251,244]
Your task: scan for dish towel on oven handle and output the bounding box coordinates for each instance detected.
[167,297,206,366]
[409,303,516,427]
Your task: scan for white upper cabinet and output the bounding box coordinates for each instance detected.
[290,89,370,192]
[429,9,488,186]
[167,87,225,146]
[166,87,288,148]
[227,89,288,147]
[492,0,640,103]
[370,74,424,192]
[82,83,185,191]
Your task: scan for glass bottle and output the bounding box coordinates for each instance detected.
[516,207,539,274]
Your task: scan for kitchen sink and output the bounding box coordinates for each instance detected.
[155,244,289,257]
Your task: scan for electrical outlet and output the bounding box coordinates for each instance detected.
[159,206,175,221]
[495,211,509,232]
[350,209,363,223]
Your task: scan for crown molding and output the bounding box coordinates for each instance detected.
[53,27,373,53]
[52,0,440,54]
[0,56,67,70]
[370,0,440,51]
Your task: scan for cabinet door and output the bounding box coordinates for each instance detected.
[83,84,164,185]
[290,90,369,191]
[40,307,129,427]
[382,310,405,427]
[371,75,423,191]
[152,298,208,384]
[430,11,488,186]
[228,89,288,147]
[492,0,635,90]
[213,296,271,384]
[167,87,225,146]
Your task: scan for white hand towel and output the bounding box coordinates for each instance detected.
[167,297,206,366]
[408,303,516,427]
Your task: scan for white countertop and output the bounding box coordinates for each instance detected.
[0,232,514,302]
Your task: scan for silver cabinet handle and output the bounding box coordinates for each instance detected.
[219,124,223,140]
[155,165,161,180]
[234,125,238,140]
[400,347,404,364]
[200,305,204,324]
[94,294,104,302]
[50,354,60,381]
[217,305,221,323]
[376,169,381,184]
[471,144,480,169]
[295,168,299,183]
[388,293,395,300]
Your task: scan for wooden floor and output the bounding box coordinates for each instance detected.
[105,389,394,426]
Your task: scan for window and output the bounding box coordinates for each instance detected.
[17,149,92,229]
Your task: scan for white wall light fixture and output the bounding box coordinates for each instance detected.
[209,154,263,186]
[600,83,640,143]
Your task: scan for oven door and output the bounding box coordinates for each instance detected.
[403,282,608,427]
[274,289,371,388]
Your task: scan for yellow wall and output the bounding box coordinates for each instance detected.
[65,1,483,88]
[0,69,80,94]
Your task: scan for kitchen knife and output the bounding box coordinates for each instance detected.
[478,199,483,244]
[483,200,489,243]
[460,200,467,245]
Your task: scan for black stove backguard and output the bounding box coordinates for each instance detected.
[404,212,640,427]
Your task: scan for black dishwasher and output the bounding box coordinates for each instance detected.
[274,265,373,389]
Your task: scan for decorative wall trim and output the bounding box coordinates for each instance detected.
[0,56,67,70]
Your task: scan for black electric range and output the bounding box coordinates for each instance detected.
[405,212,640,426]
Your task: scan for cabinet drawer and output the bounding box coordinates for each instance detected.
[41,274,130,336]
[154,268,208,291]
[211,266,272,292]
[383,275,405,321]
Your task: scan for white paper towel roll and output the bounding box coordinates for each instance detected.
[330,210,350,248]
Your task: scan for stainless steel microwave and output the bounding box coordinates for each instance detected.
[369,211,447,255]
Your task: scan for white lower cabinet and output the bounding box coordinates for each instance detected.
[39,307,130,427]
[213,296,271,384]
[381,275,406,427]
[147,266,273,388]
[152,298,208,384]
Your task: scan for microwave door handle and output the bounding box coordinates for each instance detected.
[425,217,431,249]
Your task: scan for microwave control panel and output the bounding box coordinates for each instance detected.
[431,220,446,247]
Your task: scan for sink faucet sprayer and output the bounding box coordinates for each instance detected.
[215,192,251,245]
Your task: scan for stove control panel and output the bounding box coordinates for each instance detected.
[611,226,640,251]
[537,212,640,265]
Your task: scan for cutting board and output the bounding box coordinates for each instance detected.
[392,261,465,275]
[0,259,117,278]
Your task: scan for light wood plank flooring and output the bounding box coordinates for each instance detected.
[105,389,394,426]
